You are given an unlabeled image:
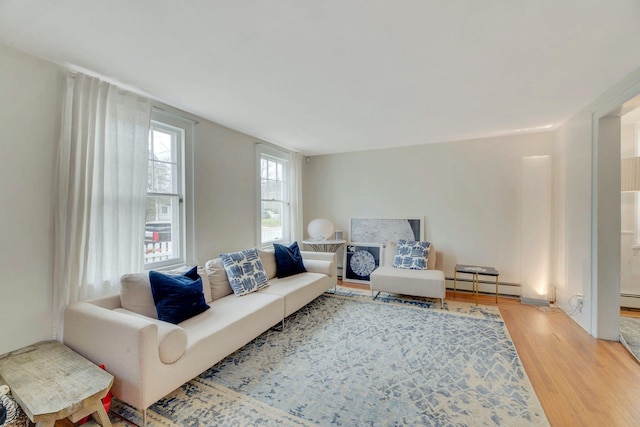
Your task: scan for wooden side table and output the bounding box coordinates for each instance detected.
[453,264,500,305]
[0,340,113,427]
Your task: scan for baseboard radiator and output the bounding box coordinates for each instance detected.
[621,293,640,310]
[444,277,521,298]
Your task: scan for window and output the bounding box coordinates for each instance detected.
[145,120,185,267]
[258,146,291,247]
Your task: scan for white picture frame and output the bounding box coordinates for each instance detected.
[350,217,423,244]
[343,242,383,284]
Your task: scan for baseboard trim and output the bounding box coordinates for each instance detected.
[445,277,521,287]
[620,293,640,309]
[520,297,549,307]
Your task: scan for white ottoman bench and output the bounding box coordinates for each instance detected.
[370,242,445,308]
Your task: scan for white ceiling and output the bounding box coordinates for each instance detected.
[1,1,640,155]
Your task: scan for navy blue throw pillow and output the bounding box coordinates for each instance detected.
[273,241,307,278]
[149,266,210,324]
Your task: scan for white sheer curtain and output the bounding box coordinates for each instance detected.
[289,152,304,243]
[53,72,150,338]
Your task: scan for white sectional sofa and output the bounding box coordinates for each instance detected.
[370,241,445,308]
[63,250,336,425]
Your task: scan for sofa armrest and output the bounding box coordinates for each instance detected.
[63,301,161,410]
[302,259,334,277]
[83,293,122,310]
[300,251,335,262]
[301,251,337,278]
[113,308,187,364]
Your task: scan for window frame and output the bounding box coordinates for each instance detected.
[142,106,198,271]
[256,144,292,248]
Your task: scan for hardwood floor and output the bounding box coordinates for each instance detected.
[621,307,640,318]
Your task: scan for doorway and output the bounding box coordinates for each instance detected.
[592,88,640,341]
[620,104,640,361]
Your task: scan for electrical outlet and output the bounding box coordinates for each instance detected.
[577,294,584,313]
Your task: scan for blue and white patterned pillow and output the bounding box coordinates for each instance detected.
[393,239,430,270]
[220,248,269,296]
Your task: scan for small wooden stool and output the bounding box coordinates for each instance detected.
[0,340,113,427]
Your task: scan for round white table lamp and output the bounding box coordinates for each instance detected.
[307,218,335,240]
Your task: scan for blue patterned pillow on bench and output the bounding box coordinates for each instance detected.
[393,239,430,270]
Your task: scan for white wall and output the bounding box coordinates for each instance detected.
[0,44,65,354]
[521,156,552,302]
[0,44,264,354]
[193,119,259,263]
[303,132,554,294]
[555,65,640,339]
[553,111,593,331]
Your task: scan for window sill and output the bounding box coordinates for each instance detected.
[145,262,190,272]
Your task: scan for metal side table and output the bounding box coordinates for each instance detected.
[453,264,499,305]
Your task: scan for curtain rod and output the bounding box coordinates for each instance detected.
[152,106,199,125]
[255,141,300,154]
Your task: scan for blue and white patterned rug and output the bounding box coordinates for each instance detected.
[329,285,503,321]
[620,316,640,364]
[108,291,548,426]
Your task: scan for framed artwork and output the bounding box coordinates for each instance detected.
[350,218,423,244]
[343,243,382,284]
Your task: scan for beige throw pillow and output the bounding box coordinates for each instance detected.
[120,273,157,319]
[258,249,277,280]
[205,257,234,301]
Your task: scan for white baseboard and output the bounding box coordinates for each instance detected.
[620,293,640,309]
[520,297,549,306]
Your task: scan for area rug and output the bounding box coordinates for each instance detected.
[620,316,640,363]
[330,284,503,321]
[108,292,548,426]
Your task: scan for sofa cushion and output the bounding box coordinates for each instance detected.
[180,291,283,345]
[384,242,396,268]
[258,249,277,280]
[198,267,212,303]
[370,266,445,300]
[220,248,270,296]
[149,266,210,324]
[302,259,333,276]
[274,241,307,278]
[260,272,333,317]
[114,308,188,364]
[120,273,158,319]
[204,258,234,301]
[393,239,431,270]
[120,266,211,317]
[427,243,436,270]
